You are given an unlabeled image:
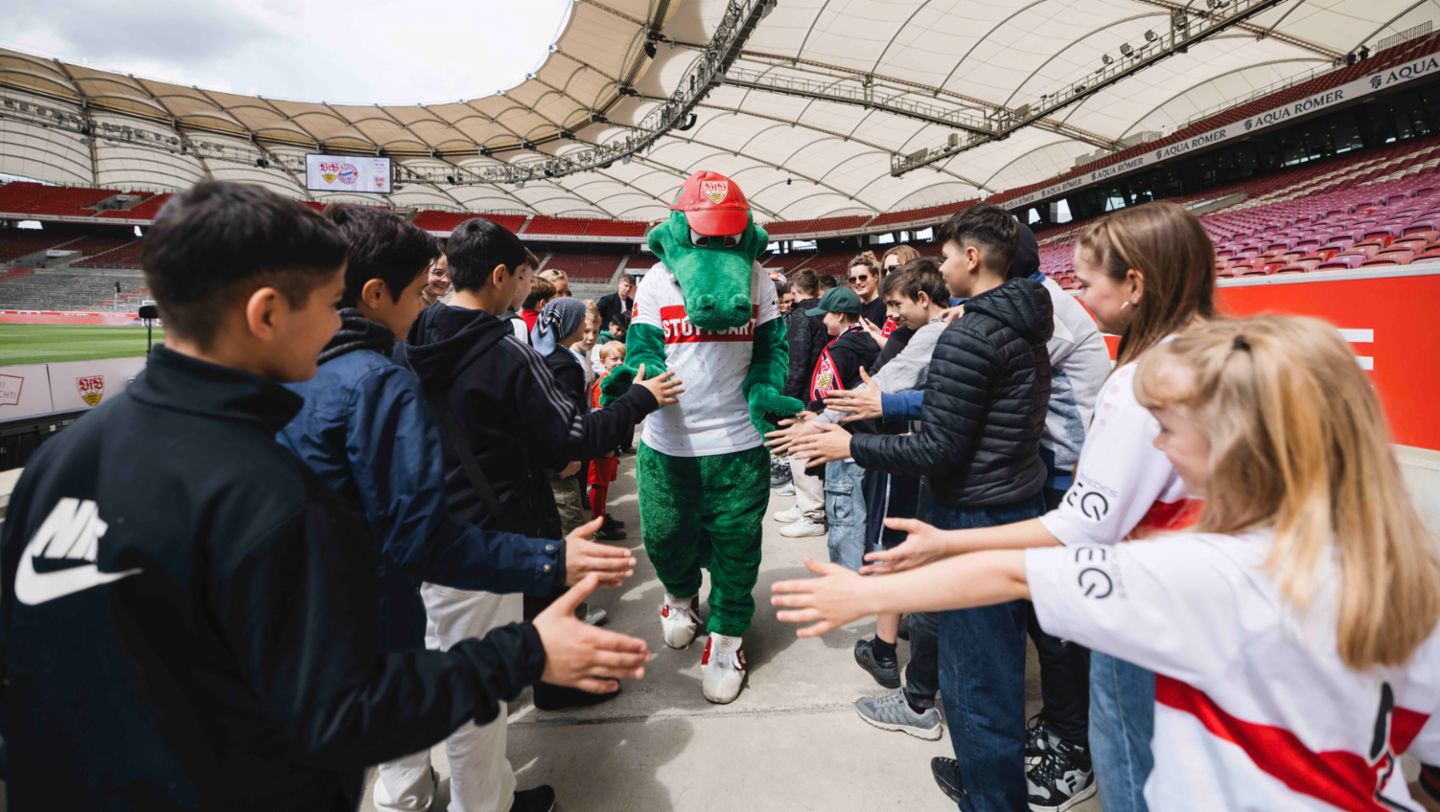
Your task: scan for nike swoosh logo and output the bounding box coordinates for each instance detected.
[15,554,142,606]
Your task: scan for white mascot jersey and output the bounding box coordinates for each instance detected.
[631,260,780,458]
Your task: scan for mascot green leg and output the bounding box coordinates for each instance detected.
[637,442,770,636]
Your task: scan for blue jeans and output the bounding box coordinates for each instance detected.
[823,460,869,571]
[926,491,1046,812]
[1090,652,1156,812]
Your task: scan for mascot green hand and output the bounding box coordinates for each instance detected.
[614,170,801,706]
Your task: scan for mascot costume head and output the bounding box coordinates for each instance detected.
[648,171,769,332]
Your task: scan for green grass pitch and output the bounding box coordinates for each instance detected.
[0,324,164,366]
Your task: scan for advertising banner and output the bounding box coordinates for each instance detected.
[1214,267,1440,451]
[0,365,54,421]
[45,358,146,414]
[305,154,392,194]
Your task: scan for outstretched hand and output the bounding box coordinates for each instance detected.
[788,421,853,466]
[634,363,684,406]
[564,516,636,587]
[534,574,652,694]
[859,517,951,575]
[764,412,822,455]
[823,368,883,423]
[771,557,875,638]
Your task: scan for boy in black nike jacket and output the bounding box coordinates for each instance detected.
[0,182,650,812]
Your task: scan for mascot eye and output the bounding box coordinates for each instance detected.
[689,228,741,249]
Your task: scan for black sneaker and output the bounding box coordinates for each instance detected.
[1024,714,1051,766]
[1026,737,1096,812]
[853,638,900,689]
[533,681,622,711]
[770,464,791,489]
[594,524,628,541]
[931,757,965,805]
[513,784,557,812]
[608,517,627,531]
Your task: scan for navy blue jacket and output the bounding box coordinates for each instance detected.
[279,311,561,653]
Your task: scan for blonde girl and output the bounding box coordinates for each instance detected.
[774,314,1440,810]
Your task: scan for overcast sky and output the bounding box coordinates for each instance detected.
[2,0,576,105]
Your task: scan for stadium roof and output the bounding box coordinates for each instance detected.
[0,0,1434,224]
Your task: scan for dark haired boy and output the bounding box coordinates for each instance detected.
[0,182,650,811]
[277,206,637,812]
[791,203,1053,812]
[405,217,680,709]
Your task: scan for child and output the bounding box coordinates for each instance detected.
[279,207,638,812]
[519,275,556,332]
[771,260,950,691]
[590,311,630,374]
[533,297,594,537]
[790,204,1053,809]
[774,314,1440,811]
[0,182,649,811]
[589,341,629,539]
[405,217,680,711]
[785,286,878,545]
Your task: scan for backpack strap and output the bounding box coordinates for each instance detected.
[395,341,506,521]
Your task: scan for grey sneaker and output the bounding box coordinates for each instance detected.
[855,689,942,740]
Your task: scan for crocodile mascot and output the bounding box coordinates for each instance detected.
[603,170,801,703]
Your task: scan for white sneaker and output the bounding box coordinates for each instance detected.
[660,594,701,649]
[701,633,747,704]
[774,505,802,524]
[780,518,826,538]
[774,482,795,496]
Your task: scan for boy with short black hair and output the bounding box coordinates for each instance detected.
[406,217,680,710]
[279,205,638,812]
[0,182,649,811]
[791,202,1053,810]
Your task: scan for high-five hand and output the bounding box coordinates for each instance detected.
[771,557,875,637]
[787,421,853,466]
[564,516,637,587]
[822,368,883,423]
[634,364,685,406]
[858,517,950,575]
[534,574,652,694]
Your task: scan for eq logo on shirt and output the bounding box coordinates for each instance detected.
[1072,547,1115,600]
[659,305,758,344]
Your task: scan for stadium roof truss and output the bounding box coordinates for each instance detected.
[0,0,1434,223]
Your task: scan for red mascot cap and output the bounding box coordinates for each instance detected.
[672,170,749,237]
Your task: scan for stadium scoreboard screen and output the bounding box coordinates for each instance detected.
[305,154,392,194]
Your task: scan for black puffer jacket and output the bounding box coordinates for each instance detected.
[850,277,1053,507]
[783,297,829,400]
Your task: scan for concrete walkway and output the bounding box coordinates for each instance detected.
[360,460,1103,812]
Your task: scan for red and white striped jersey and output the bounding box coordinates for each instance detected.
[1027,530,1440,810]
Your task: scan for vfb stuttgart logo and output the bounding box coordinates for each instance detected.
[701,180,730,205]
[76,375,105,407]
